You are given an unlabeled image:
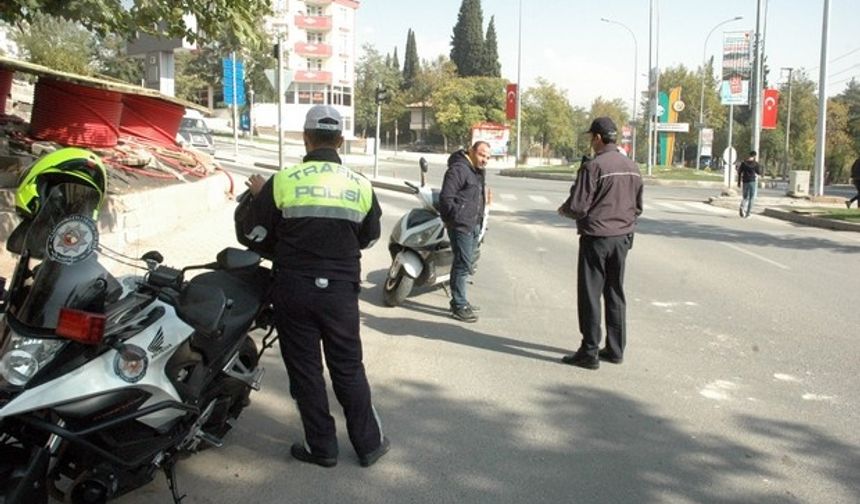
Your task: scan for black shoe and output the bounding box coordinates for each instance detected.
[598,349,623,364]
[739,207,745,217]
[290,443,337,468]
[359,437,390,467]
[467,303,481,312]
[452,305,478,323]
[561,352,599,370]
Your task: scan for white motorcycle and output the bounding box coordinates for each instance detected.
[0,192,275,503]
[383,158,488,307]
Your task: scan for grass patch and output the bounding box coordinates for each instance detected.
[806,208,860,223]
[517,164,723,181]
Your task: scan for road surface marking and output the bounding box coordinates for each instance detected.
[690,202,732,214]
[720,243,790,270]
[528,195,552,204]
[500,193,518,201]
[652,201,687,212]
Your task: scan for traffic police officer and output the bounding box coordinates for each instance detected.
[246,105,388,468]
[558,117,643,370]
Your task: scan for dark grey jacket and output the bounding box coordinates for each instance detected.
[439,149,486,233]
[567,145,643,237]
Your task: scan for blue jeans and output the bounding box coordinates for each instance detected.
[741,181,757,216]
[448,225,479,310]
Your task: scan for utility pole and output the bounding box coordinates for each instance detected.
[515,0,523,167]
[781,67,794,179]
[751,0,766,158]
[813,0,831,196]
[276,34,285,169]
[373,85,387,178]
[647,0,654,175]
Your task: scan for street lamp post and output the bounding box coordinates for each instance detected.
[600,17,638,163]
[696,16,743,170]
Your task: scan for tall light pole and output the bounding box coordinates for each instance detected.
[813,0,831,196]
[781,67,794,179]
[515,0,523,167]
[647,0,654,176]
[696,16,743,170]
[600,17,638,163]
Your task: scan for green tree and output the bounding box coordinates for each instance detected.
[1,0,272,50]
[449,0,484,77]
[11,12,93,74]
[834,78,860,153]
[590,97,630,133]
[480,16,500,78]
[431,76,505,147]
[408,55,457,141]
[92,32,143,84]
[392,47,400,72]
[354,43,404,138]
[825,99,857,182]
[402,29,419,90]
[522,78,583,160]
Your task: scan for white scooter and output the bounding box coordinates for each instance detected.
[382,158,488,307]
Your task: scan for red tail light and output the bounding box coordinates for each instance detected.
[56,308,106,345]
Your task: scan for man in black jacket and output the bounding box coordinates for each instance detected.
[559,117,643,370]
[245,105,389,468]
[439,141,490,322]
[737,151,762,218]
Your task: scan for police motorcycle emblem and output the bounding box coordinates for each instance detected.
[46,214,99,264]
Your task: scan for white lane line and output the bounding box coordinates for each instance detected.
[500,193,518,201]
[529,195,552,204]
[653,201,687,212]
[489,202,515,213]
[688,202,731,214]
[720,243,791,270]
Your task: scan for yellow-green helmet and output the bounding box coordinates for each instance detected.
[15,147,108,218]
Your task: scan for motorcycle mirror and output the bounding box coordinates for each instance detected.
[216,247,261,270]
[419,158,428,173]
[141,251,164,265]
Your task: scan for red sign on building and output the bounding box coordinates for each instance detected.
[505,83,517,120]
[762,88,780,130]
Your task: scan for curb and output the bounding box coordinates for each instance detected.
[497,169,724,188]
[762,208,860,232]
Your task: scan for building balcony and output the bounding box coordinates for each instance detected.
[295,42,332,58]
[293,70,332,84]
[304,0,332,5]
[295,15,332,32]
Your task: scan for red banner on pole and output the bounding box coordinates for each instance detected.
[762,88,780,130]
[505,83,517,120]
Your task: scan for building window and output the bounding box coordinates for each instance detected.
[285,83,296,104]
[343,116,352,131]
[342,86,352,107]
[308,5,324,16]
[331,86,342,105]
[308,32,324,44]
[307,58,323,71]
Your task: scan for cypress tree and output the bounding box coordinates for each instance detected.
[402,29,419,90]
[450,0,485,77]
[392,46,400,72]
[481,15,501,77]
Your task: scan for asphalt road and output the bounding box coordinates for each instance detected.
[114,153,859,504]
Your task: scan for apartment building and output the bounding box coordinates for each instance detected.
[270,0,359,139]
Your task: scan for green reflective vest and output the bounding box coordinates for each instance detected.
[273,160,373,223]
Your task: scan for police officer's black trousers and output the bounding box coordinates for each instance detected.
[577,234,631,358]
[273,271,383,459]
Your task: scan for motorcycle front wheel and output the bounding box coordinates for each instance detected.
[383,268,414,307]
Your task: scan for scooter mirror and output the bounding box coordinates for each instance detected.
[141,251,164,265]
[419,158,428,173]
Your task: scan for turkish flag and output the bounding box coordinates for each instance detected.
[506,83,517,120]
[762,88,780,130]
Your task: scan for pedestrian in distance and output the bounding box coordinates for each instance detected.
[737,150,762,218]
[245,105,389,468]
[439,141,490,323]
[845,156,860,208]
[558,117,643,370]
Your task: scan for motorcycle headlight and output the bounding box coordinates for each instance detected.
[0,333,67,387]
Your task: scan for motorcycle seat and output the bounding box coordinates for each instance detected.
[185,267,270,339]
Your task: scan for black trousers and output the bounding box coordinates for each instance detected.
[577,234,632,358]
[273,271,383,458]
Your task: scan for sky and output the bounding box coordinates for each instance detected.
[356,0,858,112]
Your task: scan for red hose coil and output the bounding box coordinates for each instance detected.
[29,79,122,148]
[119,95,185,149]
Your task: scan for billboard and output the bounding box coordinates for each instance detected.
[720,31,752,106]
[471,122,510,157]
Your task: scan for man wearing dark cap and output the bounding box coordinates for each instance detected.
[558,117,643,370]
[736,151,762,218]
[246,105,389,467]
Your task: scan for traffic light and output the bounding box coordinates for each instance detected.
[272,42,282,60]
[375,86,389,104]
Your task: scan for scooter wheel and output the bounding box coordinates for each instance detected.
[383,270,414,307]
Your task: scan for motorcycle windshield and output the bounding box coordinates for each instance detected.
[6,186,121,329]
[9,255,122,329]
